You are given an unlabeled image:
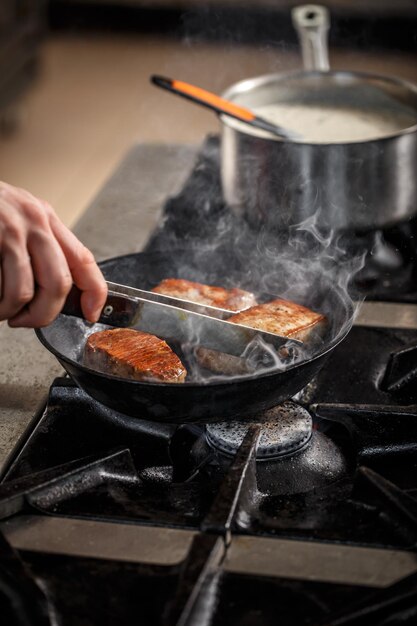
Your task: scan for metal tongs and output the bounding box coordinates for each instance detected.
[63,281,302,357]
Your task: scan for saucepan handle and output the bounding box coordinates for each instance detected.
[291,4,330,71]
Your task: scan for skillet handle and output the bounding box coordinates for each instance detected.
[292,4,330,71]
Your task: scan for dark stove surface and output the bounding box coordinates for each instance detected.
[1,322,417,625]
[1,137,417,625]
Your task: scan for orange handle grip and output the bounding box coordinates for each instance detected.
[171,79,255,122]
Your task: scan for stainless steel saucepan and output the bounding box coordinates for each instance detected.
[220,4,417,232]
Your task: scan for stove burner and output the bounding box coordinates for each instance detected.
[205,401,312,459]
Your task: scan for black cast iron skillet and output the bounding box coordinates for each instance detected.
[36,248,354,423]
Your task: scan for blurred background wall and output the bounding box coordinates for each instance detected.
[1,0,416,225]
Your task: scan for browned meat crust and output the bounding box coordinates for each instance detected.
[228,298,327,342]
[84,328,187,383]
[152,278,257,311]
[197,299,327,376]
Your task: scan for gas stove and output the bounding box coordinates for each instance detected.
[1,138,417,626]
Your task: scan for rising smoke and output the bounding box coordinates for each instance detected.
[153,162,366,383]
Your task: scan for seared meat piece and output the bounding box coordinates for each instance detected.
[198,299,326,376]
[228,298,327,342]
[196,348,252,376]
[152,278,257,311]
[84,328,187,383]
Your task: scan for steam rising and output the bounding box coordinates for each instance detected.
[56,205,365,386]
[154,197,366,383]
[45,134,366,386]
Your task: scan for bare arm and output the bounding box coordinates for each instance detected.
[0,182,107,327]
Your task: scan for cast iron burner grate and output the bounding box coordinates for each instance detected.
[206,402,312,459]
[2,285,417,625]
[1,388,417,626]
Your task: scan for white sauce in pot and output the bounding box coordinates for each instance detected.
[255,102,417,143]
[226,86,417,144]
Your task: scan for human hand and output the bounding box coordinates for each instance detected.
[0,182,107,327]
